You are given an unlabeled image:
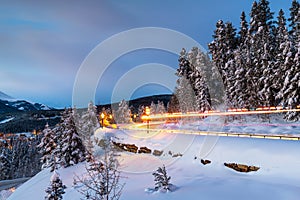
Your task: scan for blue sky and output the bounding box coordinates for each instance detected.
[0,0,291,108]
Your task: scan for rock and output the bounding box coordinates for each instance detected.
[124,144,138,153]
[153,150,163,156]
[138,146,151,154]
[201,159,211,165]
[172,153,183,157]
[224,162,260,173]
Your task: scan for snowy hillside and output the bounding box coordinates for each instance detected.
[8,127,300,200]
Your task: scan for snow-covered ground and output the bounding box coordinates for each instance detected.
[7,119,300,200]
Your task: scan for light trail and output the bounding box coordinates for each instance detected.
[123,121,300,140]
[121,125,300,141]
[135,106,300,142]
[142,108,300,121]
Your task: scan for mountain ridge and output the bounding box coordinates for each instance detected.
[0,91,53,113]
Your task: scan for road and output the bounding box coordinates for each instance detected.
[0,177,30,191]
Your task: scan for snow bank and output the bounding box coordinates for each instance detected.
[8,129,300,200]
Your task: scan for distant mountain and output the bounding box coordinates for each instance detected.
[0,91,14,100]
[0,91,53,113]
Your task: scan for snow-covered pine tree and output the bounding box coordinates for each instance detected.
[114,99,131,124]
[38,123,57,170]
[78,101,99,159]
[288,0,300,43]
[156,100,166,114]
[273,10,291,104]
[152,165,174,192]
[72,106,80,128]
[249,1,260,35]
[137,105,145,122]
[81,101,99,137]
[246,0,274,108]
[45,171,66,200]
[59,108,86,168]
[150,101,157,115]
[176,47,211,112]
[174,76,196,113]
[0,148,12,180]
[281,43,300,121]
[224,22,239,108]
[23,138,42,177]
[239,11,249,45]
[194,50,211,111]
[275,33,295,106]
[257,0,274,30]
[209,20,227,87]
[234,14,250,109]
[167,95,179,113]
[276,9,287,46]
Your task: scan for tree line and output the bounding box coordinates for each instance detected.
[173,0,300,121]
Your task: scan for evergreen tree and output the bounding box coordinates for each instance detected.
[167,95,179,113]
[0,148,11,180]
[38,123,57,170]
[78,101,99,158]
[150,101,157,114]
[194,50,211,111]
[275,33,295,105]
[288,0,300,40]
[152,165,173,192]
[249,1,260,34]
[257,0,274,29]
[239,11,249,44]
[174,76,196,113]
[276,9,287,45]
[209,20,227,85]
[156,100,166,114]
[45,171,66,200]
[59,109,86,168]
[233,48,248,108]
[137,105,145,122]
[114,100,131,124]
[281,45,300,121]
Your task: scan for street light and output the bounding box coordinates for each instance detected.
[145,106,150,133]
[133,114,137,122]
[101,113,105,128]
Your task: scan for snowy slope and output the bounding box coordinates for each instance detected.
[8,127,300,200]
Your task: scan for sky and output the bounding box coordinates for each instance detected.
[0,0,291,108]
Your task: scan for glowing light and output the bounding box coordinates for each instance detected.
[145,106,150,116]
[101,113,105,119]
